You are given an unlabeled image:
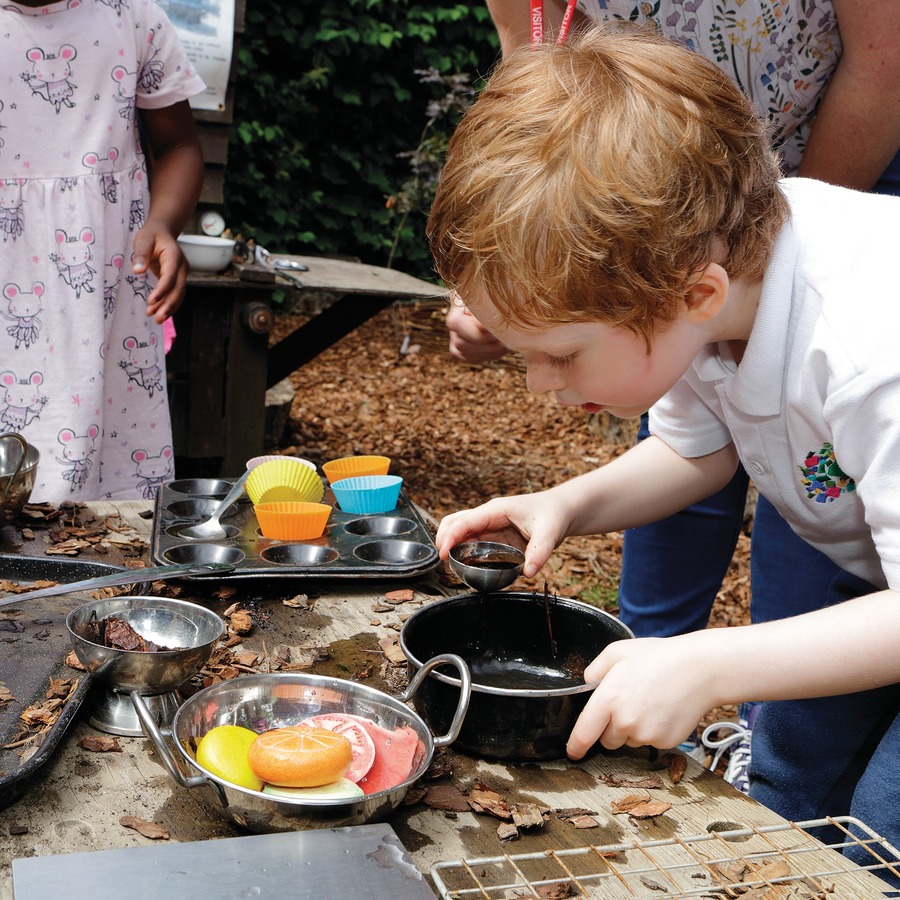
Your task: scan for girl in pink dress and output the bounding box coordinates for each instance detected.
[0,0,204,501]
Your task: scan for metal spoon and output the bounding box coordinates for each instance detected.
[176,470,252,541]
[0,561,236,610]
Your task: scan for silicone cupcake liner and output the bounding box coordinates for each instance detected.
[246,458,325,505]
[321,455,390,485]
[331,475,403,515]
[254,501,332,541]
[246,455,317,472]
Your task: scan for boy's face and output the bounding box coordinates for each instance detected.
[467,291,709,419]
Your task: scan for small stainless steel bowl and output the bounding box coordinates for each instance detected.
[260,544,340,566]
[163,543,246,567]
[354,540,433,565]
[166,478,233,498]
[449,541,525,593]
[0,434,40,524]
[166,498,241,520]
[67,595,224,694]
[166,521,242,540]
[344,516,416,537]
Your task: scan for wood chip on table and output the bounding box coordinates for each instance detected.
[536,883,577,899]
[384,588,414,604]
[600,772,664,790]
[119,816,170,840]
[282,593,309,608]
[0,682,14,706]
[44,538,91,556]
[78,735,122,753]
[610,794,672,818]
[649,751,689,784]
[65,650,85,671]
[213,585,238,601]
[226,609,253,635]
[468,783,512,820]
[422,784,470,812]
[497,822,519,842]
[378,634,406,665]
[510,803,546,830]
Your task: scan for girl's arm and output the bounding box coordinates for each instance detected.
[796,0,900,189]
[567,588,900,757]
[133,100,205,322]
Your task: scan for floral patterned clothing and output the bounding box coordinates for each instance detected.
[0,0,204,501]
[650,179,900,590]
[576,0,840,174]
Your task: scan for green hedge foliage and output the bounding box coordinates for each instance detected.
[224,2,500,282]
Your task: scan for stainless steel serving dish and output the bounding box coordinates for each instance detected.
[133,657,470,832]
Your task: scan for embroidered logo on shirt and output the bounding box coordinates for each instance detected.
[799,442,856,503]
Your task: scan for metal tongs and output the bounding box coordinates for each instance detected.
[0,561,235,610]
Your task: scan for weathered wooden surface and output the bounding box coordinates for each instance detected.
[0,502,889,899]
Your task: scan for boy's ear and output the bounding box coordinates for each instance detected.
[683,263,729,322]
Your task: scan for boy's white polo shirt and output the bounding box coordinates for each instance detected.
[650,178,900,590]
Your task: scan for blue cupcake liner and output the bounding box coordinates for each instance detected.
[331,474,403,514]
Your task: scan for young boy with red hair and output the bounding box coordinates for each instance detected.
[429,25,900,876]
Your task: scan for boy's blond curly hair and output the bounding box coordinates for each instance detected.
[427,25,788,345]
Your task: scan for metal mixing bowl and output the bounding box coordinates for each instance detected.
[66,595,225,694]
[133,659,470,832]
[0,434,39,524]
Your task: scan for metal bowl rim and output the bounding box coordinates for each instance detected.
[400,590,634,697]
[65,594,226,654]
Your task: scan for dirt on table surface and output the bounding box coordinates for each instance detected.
[270,300,752,726]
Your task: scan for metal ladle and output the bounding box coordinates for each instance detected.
[448,541,525,593]
[176,470,252,541]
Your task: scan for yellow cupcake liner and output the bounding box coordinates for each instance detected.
[321,455,390,485]
[246,458,324,505]
[254,501,331,541]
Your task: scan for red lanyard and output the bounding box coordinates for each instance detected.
[531,0,578,46]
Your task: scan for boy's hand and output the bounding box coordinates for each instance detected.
[566,634,716,758]
[446,295,509,363]
[132,223,189,323]
[436,492,571,578]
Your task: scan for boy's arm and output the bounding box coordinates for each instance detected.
[437,437,740,577]
[133,100,205,321]
[486,0,590,55]
[796,0,900,189]
[567,587,900,756]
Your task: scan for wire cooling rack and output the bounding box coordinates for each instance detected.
[430,816,900,898]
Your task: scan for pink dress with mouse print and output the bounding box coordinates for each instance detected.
[0,0,204,501]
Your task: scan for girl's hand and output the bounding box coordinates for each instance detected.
[566,634,718,759]
[132,224,189,323]
[436,491,572,577]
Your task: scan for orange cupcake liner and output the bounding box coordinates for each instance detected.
[321,455,390,485]
[254,501,332,541]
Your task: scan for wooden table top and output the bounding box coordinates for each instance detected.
[0,501,891,898]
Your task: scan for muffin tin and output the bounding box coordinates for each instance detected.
[149,476,439,580]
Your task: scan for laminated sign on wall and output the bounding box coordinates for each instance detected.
[160,0,235,112]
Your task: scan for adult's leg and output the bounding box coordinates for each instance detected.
[617,414,749,637]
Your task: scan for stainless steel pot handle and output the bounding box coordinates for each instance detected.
[130,691,228,806]
[399,653,471,749]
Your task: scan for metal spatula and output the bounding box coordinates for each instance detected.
[0,561,235,610]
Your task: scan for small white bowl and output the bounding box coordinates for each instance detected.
[177,235,235,273]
